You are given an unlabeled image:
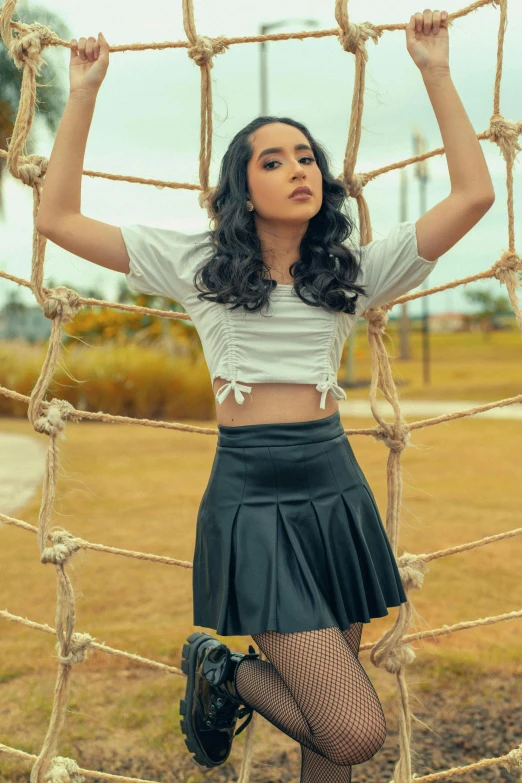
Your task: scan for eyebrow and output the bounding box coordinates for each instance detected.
[257,143,313,162]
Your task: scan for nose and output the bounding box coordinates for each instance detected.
[291,161,307,179]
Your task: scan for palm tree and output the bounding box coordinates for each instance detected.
[0,3,71,219]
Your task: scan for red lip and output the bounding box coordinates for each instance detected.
[289,186,312,198]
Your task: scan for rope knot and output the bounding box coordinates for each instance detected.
[19,154,48,186]
[488,113,522,164]
[374,421,411,453]
[43,755,85,783]
[365,306,389,334]
[336,21,381,60]
[346,173,365,199]
[397,552,430,591]
[41,529,81,566]
[491,250,522,284]
[34,398,75,436]
[381,643,416,675]
[56,632,94,668]
[42,286,83,323]
[8,21,56,72]
[187,35,229,67]
[503,743,522,771]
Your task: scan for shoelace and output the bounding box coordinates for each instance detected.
[234,705,254,736]
[204,684,255,735]
[204,693,236,729]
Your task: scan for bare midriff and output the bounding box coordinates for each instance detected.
[212,378,339,426]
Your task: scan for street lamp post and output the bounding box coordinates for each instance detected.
[259,19,320,116]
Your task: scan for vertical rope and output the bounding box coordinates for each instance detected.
[182,0,229,216]
[335,0,382,244]
[0,1,519,782]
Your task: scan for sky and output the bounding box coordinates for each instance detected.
[1,0,520,316]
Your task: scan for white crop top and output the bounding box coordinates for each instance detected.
[120,221,438,409]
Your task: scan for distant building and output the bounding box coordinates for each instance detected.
[0,305,52,341]
[427,312,467,333]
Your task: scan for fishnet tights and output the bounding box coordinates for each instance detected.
[235,622,386,782]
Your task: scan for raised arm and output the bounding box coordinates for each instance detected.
[35,32,131,275]
[405,11,495,263]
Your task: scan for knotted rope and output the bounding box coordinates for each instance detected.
[182,0,228,216]
[0,1,520,782]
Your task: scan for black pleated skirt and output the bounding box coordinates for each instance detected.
[192,410,408,636]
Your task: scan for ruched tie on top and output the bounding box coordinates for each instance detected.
[215,379,253,405]
[215,373,346,409]
[315,373,347,409]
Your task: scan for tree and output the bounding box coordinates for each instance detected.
[0,5,72,218]
[463,287,512,332]
[4,286,27,314]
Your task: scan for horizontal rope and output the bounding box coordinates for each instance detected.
[0,514,192,568]
[0,383,520,437]
[0,609,182,675]
[3,1,494,54]
[360,608,522,652]
[0,744,165,783]
[1,606,520,665]
[417,526,522,563]
[0,127,495,209]
[0,728,521,783]
[412,745,522,783]
[0,270,192,320]
[4,738,514,783]
[0,234,517,317]
[1,512,520,571]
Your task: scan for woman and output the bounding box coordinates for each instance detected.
[37,10,495,781]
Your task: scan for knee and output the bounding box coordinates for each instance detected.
[316,715,387,767]
[358,718,387,763]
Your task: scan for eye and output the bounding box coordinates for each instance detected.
[263,156,316,170]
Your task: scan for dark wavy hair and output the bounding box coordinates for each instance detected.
[193,115,366,315]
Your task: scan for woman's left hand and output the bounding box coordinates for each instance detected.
[406,9,450,73]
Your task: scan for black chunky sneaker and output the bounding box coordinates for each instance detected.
[179,631,259,768]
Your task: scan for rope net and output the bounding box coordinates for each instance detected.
[0,0,521,781]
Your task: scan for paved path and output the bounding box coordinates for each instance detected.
[1,399,521,517]
[0,433,47,516]
[338,398,522,420]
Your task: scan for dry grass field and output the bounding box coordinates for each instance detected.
[343,324,522,401]
[0,405,521,782]
[1,327,521,781]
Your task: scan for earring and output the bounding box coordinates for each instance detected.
[246,200,254,212]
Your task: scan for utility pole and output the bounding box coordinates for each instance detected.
[399,166,410,360]
[412,126,431,385]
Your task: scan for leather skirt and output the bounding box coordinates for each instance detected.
[192,410,407,637]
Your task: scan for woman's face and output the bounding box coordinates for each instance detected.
[245,122,323,225]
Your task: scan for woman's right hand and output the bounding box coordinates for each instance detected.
[69,32,110,95]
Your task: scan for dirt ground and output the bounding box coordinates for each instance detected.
[1,660,521,783]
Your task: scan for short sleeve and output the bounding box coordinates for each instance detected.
[120,224,214,303]
[355,221,438,309]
